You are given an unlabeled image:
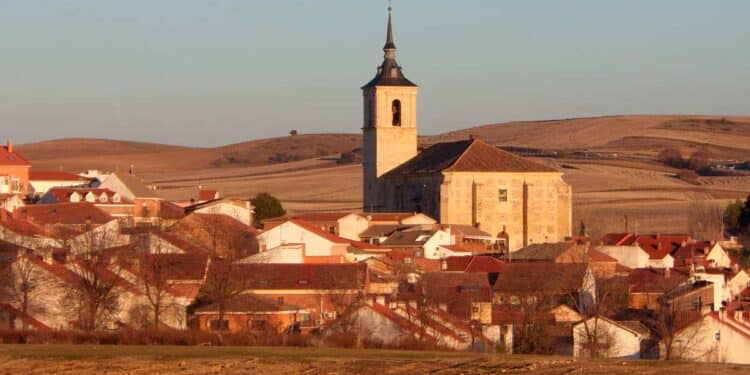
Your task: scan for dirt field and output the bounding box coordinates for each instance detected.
[0,345,747,375]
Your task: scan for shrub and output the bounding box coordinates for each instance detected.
[251,192,286,228]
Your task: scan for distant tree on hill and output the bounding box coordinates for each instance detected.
[289,130,298,136]
[251,192,286,228]
[739,194,750,231]
[724,199,744,229]
[658,148,686,169]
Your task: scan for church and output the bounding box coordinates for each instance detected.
[361,8,572,251]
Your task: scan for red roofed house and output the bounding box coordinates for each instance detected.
[255,219,386,264]
[263,211,436,242]
[634,234,686,268]
[0,141,30,196]
[28,170,91,198]
[587,249,619,279]
[667,311,750,363]
[200,263,368,330]
[40,187,134,219]
[185,197,254,227]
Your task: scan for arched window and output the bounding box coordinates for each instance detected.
[391,99,401,126]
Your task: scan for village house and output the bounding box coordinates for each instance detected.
[194,294,314,334]
[28,171,91,199]
[253,219,385,264]
[263,211,436,242]
[203,263,369,329]
[0,141,30,196]
[493,263,596,312]
[502,242,587,263]
[667,310,750,364]
[595,243,650,269]
[184,197,254,227]
[40,187,134,219]
[573,316,653,358]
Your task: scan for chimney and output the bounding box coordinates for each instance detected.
[6,140,13,153]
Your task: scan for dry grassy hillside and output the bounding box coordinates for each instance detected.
[429,115,750,160]
[16,115,750,235]
[18,134,361,174]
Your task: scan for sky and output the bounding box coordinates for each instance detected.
[1,1,749,147]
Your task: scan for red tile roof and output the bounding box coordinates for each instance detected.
[601,233,635,246]
[215,263,368,291]
[0,144,29,166]
[288,219,350,245]
[444,256,506,273]
[29,171,88,182]
[634,234,689,260]
[588,249,618,262]
[494,263,589,294]
[628,268,689,293]
[45,187,130,204]
[383,139,558,177]
[0,217,54,238]
[198,189,219,202]
[15,203,113,225]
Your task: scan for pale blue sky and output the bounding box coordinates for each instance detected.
[1,1,748,146]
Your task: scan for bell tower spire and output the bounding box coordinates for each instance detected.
[361,3,419,211]
[384,5,396,53]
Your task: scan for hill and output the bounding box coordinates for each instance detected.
[18,115,750,174]
[428,115,750,160]
[15,115,750,235]
[18,134,362,174]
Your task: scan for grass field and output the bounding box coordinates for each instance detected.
[0,344,748,374]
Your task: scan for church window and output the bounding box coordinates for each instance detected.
[391,99,401,126]
[498,189,508,202]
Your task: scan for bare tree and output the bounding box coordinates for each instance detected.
[60,224,124,331]
[687,198,724,241]
[574,276,630,358]
[131,232,178,330]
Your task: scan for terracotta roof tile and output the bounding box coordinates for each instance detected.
[45,187,131,205]
[443,256,505,273]
[197,189,219,202]
[15,202,113,225]
[383,139,558,177]
[494,263,589,294]
[0,144,29,166]
[216,263,368,291]
[588,249,618,262]
[628,268,689,293]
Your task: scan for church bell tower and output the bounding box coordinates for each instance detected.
[362,6,418,211]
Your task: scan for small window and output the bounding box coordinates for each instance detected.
[209,319,229,331]
[391,99,401,126]
[509,296,520,305]
[249,319,266,330]
[277,297,284,305]
[498,189,508,202]
[692,297,702,310]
